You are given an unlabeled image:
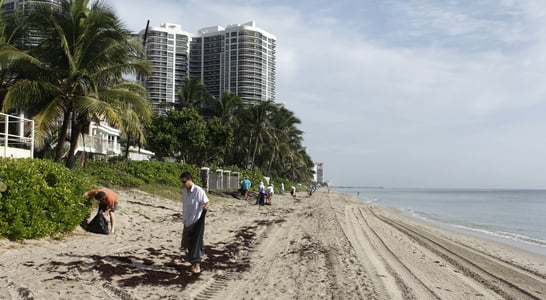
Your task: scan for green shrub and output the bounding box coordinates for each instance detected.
[0,158,93,240]
[81,160,200,187]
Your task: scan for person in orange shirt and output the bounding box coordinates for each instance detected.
[85,188,119,234]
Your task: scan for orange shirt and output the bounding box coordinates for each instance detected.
[87,188,119,209]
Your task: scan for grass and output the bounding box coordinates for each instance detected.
[139,184,182,202]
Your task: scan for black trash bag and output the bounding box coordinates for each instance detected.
[86,210,109,234]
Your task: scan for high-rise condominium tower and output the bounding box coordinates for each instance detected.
[190,21,276,104]
[1,0,59,14]
[141,23,191,114]
[2,0,61,46]
[142,21,276,114]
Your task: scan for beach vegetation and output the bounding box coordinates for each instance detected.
[0,158,200,240]
[80,159,200,188]
[0,158,92,240]
[145,108,208,163]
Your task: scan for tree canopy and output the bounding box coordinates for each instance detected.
[0,0,151,168]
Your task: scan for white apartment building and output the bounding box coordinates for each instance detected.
[143,21,276,113]
[315,162,324,184]
[1,0,59,14]
[190,21,276,104]
[2,0,61,46]
[141,23,191,114]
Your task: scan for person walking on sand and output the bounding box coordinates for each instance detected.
[290,186,296,198]
[266,183,274,205]
[240,177,251,200]
[256,181,266,205]
[84,188,119,234]
[180,172,210,274]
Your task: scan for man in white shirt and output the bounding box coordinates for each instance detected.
[180,172,210,274]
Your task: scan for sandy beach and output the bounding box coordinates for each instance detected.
[0,188,545,299]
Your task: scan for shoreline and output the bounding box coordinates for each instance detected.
[1,188,544,299]
[370,201,546,257]
[421,214,546,257]
[341,187,546,258]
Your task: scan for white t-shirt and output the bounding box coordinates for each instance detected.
[182,184,209,226]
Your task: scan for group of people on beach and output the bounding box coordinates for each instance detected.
[84,173,303,275]
[240,177,286,206]
[255,181,275,205]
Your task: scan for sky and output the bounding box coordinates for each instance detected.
[107,0,546,189]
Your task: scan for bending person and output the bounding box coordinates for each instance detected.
[84,188,119,234]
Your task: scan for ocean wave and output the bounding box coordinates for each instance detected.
[451,224,546,248]
[362,197,378,204]
[404,210,546,249]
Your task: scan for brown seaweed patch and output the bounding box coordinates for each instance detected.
[43,222,267,288]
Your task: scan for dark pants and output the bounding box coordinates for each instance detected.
[256,193,265,205]
[181,210,207,264]
[99,201,118,212]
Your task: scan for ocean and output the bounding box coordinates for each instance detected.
[334,187,546,256]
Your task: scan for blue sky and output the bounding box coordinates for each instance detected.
[107,0,546,188]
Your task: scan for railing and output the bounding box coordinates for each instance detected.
[0,112,34,158]
[76,134,121,155]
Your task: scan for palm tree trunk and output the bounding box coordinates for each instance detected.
[124,132,131,160]
[80,131,86,167]
[66,114,84,169]
[245,133,253,170]
[54,110,71,162]
[267,148,275,176]
[251,134,259,171]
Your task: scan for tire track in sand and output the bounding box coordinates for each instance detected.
[340,201,432,299]
[368,206,546,300]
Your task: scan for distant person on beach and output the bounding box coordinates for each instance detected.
[180,172,210,274]
[256,181,266,205]
[266,183,274,205]
[290,186,296,198]
[280,183,285,194]
[85,188,119,234]
[240,177,252,200]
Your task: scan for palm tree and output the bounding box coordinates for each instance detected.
[214,91,243,123]
[176,77,209,111]
[104,82,151,161]
[247,100,275,170]
[2,0,150,168]
[0,0,41,109]
[266,105,303,176]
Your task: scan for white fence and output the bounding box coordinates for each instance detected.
[0,112,34,158]
[200,168,240,192]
